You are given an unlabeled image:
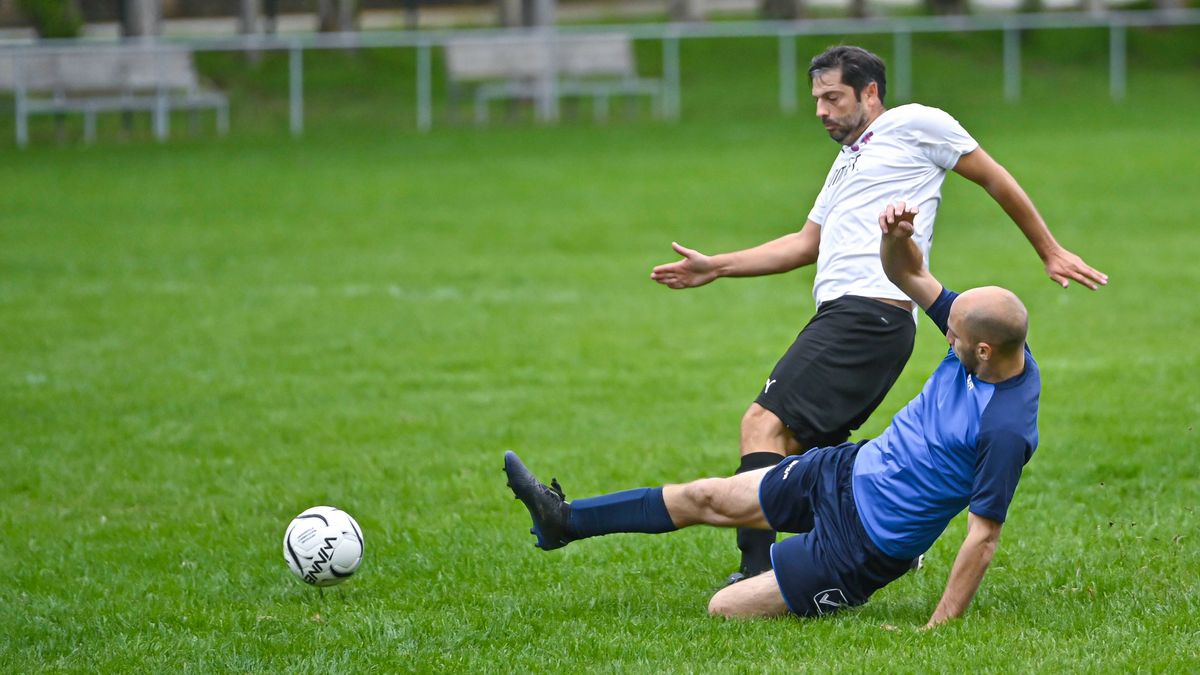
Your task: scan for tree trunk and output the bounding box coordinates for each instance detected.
[923,0,966,15]
[403,0,418,30]
[121,0,160,36]
[668,0,706,22]
[531,0,554,25]
[497,0,522,27]
[263,0,278,33]
[317,0,358,32]
[497,0,553,27]
[758,0,805,20]
[239,0,261,34]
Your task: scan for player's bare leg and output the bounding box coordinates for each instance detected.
[661,469,773,529]
[731,403,802,583]
[505,452,772,548]
[708,570,791,618]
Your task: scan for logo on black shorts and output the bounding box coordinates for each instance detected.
[812,588,848,615]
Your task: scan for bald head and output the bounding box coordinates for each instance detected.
[953,286,1029,357]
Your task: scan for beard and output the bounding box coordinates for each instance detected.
[823,104,869,144]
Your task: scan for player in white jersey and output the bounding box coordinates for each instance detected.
[650,45,1107,585]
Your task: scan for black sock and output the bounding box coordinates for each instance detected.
[734,451,784,576]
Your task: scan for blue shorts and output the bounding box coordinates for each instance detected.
[759,442,912,617]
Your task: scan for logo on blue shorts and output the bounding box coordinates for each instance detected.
[812,588,848,615]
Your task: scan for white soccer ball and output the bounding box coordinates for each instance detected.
[282,506,364,587]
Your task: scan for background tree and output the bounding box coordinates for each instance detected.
[19,0,83,37]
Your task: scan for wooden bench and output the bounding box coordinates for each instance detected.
[0,47,229,146]
[444,33,662,124]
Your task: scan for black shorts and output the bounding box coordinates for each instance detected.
[760,442,912,617]
[755,295,916,450]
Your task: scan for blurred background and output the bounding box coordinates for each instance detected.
[0,0,1196,146]
[2,0,1199,667]
[1,0,1180,39]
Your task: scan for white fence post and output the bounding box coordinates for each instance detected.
[1109,20,1126,101]
[893,27,912,103]
[538,30,560,123]
[289,40,304,136]
[778,31,796,114]
[15,48,28,147]
[1003,22,1021,102]
[663,32,681,120]
[155,46,170,141]
[417,39,432,132]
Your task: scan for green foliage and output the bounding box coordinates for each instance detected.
[1,31,1199,671]
[17,0,82,38]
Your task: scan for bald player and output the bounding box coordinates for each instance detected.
[504,201,1041,625]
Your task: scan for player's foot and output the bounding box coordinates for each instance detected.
[504,451,573,551]
[909,554,924,572]
[724,571,747,586]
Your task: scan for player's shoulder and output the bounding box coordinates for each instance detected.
[886,102,953,119]
[882,103,965,133]
[980,354,1041,430]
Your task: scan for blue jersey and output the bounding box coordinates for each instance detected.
[852,288,1040,560]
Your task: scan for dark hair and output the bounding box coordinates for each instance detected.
[808,46,887,103]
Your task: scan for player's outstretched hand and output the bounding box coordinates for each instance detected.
[879,201,919,238]
[650,242,719,289]
[1044,247,1108,290]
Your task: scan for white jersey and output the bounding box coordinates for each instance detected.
[807,103,978,307]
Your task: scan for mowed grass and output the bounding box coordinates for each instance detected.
[2,30,1199,672]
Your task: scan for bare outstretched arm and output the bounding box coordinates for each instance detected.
[650,219,820,290]
[925,512,1003,628]
[879,202,942,310]
[953,147,1108,290]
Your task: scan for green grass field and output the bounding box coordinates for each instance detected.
[2,29,1199,672]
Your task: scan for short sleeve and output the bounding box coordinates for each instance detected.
[924,287,957,335]
[908,107,979,170]
[969,429,1033,523]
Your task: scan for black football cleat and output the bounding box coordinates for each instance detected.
[504,451,573,551]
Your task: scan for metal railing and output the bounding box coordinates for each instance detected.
[3,8,1198,142]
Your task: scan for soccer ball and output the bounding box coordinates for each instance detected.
[282,506,364,587]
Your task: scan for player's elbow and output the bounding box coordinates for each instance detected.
[968,514,1004,546]
[978,537,999,561]
[967,531,1000,570]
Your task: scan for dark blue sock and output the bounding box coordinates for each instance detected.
[568,487,677,539]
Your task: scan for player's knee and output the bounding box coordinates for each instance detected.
[707,589,734,618]
[740,405,776,433]
[680,478,722,516]
[707,586,752,619]
[740,405,792,454]
[709,575,789,619]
